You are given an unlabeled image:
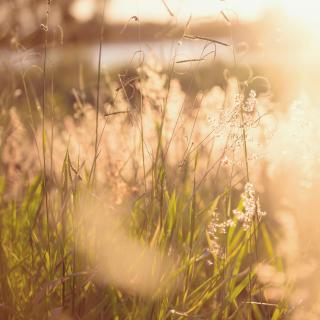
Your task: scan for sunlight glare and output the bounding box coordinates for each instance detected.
[106,0,274,23]
[69,0,96,22]
[281,0,320,35]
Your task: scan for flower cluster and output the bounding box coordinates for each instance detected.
[243,90,257,113]
[207,214,235,257]
[233,182,266,230]
[1,108,39,199]
[137,57,167,109]
[204,84,260,161]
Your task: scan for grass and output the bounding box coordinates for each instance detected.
[0,163,286,319]
[0,3,292,320]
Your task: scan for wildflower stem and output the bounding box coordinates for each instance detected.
[91,0,107,184]
[42,0,51,272]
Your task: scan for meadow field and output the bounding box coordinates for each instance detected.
[1,1,320,319]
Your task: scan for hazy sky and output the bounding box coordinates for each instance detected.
[70,0,320,35]
[106,0,275,23]
[70,0,275,23]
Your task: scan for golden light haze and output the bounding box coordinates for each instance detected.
[106,0,273,22]
[68,0,320,30]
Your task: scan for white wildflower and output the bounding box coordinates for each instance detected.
[207,212,235,257]
[243,90,257,113]
[233,182,266,230]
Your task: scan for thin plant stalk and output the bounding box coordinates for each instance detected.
[42,0,51,273]
[90,0,108,184]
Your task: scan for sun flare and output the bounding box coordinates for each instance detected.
[281,0,320,30]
